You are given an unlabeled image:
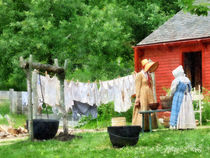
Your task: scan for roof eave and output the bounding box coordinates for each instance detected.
[134,37,210,49]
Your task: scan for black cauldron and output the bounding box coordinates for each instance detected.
[27,119,59,140]
[107,126,141,148]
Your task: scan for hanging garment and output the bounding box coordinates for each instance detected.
[128,74,136,97]
[99,80,115,105]
[88,82,99,106]
[79,82,89,104]
[55,77,60,106]
[64,80,74,111]
[132,70,158,130]
[98,81,109,104]
[37,74,46,107]
[177,84,196,129]
[107,80,115,103]
[71,81,81,103]
[91,82,100,106]
[70,81,98,106]
[72,100,98,121]
[44,75,60,107]
[122,76,133,112]
[113,78,124,112]
[113,77,133,113]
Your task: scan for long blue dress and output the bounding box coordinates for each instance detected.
[170,82,187,126]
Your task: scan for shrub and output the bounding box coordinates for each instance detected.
[77,101,134,129]
[201,88,210,123]
[202,101,210,124]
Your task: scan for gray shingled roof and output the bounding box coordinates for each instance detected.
[137,11,210,46]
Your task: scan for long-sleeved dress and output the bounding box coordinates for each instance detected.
[170,81,196,129]
[132,71,158,130]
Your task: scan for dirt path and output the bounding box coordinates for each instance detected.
[0,128,107,144]
[60,128,107,134]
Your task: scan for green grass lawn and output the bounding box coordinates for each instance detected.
[0,128,209,158]
[1,101,210,157]
[0,101,26,128]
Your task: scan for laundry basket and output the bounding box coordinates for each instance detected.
[160,96,173,109]
[111,117,126,126]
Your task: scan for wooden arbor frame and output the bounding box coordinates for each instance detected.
[20,55,68,141]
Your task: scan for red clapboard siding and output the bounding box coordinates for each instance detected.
[135,38,210,118]
[203,44,210,90]
[143,47,179,104]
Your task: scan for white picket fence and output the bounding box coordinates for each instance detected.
[0,89,28,114]
[191,85,203,125]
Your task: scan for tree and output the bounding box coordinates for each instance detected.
[178,0,210,16]
[0,0,181,90]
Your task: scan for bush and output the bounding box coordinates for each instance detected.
[202,88,210,124]
[0,101,10,115]
[202,101,210,124]
[77,102,134,129]
[0,101,26,128]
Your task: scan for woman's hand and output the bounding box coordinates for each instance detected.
[135,99,141,108]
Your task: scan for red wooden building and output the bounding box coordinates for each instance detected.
[134,11,210,106]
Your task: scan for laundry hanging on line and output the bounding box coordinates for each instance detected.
[72,100,98,121]
[24,72,136,113]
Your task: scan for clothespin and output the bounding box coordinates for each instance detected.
[118,75,120,78]
[88,80,90,84]
[45,71,48,76]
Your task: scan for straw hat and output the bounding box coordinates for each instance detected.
[141,59,159,72]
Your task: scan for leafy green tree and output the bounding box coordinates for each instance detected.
[0,0,182,90]
[178,0,210,16]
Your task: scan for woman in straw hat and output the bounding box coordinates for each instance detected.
[132,59,159,130]
[169,65,196,129]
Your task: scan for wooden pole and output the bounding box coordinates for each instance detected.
[27,55,34,141]
[56,59,69,135]
[20,56,69,136]
[20,57,64,74]
[59,74,68,134]
[32,70,38,119]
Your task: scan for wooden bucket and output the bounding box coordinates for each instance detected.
[163,116,170,128]
[111,117,126,126]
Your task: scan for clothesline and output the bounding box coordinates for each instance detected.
[35,69,137,84]
[23,70,137,114]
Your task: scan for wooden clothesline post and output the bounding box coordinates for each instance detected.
[54,59,68,134]
[27,55,33,141]
[20,55,69,140]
